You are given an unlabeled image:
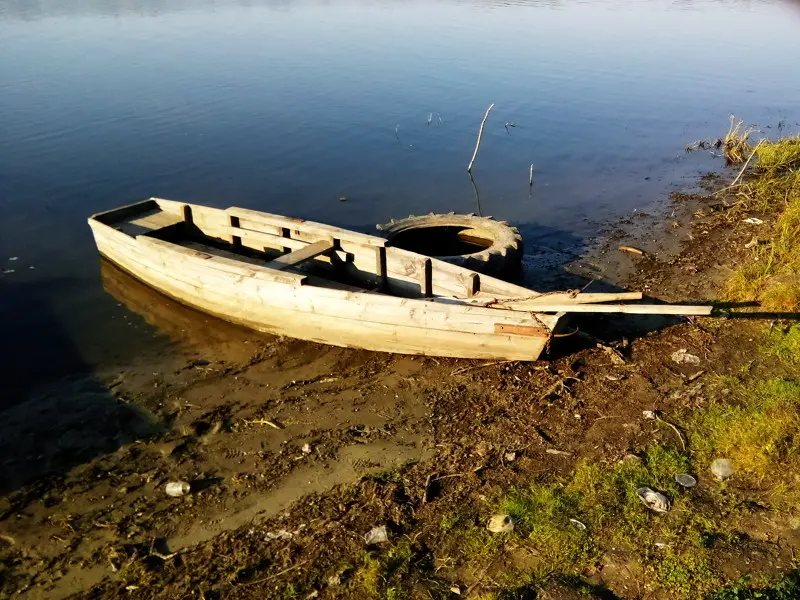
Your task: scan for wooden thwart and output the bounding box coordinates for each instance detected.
[267,240,335,271]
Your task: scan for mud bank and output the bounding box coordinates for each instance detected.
[2,169,799,599]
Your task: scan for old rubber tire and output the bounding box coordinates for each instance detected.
[376,213,523,277]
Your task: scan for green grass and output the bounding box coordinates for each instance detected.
[655,549,717,597]
[765,324,800,365]
[711,572,800,600]
[688,377,800,484]
[500,483,596,575]
[449,366,800,598]
[352,540,416,599]
[725,133,800,310]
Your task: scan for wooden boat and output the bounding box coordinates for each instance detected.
[88,198,712,361]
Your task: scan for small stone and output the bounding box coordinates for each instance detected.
[301,443,312,454]
[642,410,658,420]
[675,474,697,488]
[711,458,734,480]
[487,514,514,533]
[165,481,191,497]
[636,487,670,513]
[671,349,701,365]
[365,525,388,545]
[504,451,517,462]
[338,196,348,202]
[450,585,462,595]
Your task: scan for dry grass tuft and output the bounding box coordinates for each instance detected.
[723,115,756,165]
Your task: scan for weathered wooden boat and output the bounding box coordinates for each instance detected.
[88,198,712,361]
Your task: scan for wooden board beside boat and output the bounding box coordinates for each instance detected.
[88,198,712,361]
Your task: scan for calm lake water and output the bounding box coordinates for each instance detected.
[2,0,800,385]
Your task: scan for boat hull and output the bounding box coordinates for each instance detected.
[90,221,556,361]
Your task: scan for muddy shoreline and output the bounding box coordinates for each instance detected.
[2,170,797,599]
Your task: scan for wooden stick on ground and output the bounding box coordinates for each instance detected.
[493,303,714,316]
[467,103,495,173]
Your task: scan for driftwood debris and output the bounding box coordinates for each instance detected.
[467,103,495,173]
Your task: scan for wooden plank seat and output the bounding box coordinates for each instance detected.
[266,239,336,271]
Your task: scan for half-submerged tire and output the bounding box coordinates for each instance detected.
[377,213,523,278]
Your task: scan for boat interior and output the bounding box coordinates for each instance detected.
[91,197,530,301]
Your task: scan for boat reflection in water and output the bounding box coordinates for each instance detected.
[100,258,263,358]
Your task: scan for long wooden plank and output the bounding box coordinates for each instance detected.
[227,207,387,248]
[266,240,334,271]
[135,235,307,285]
[468,291,644,306]
[491,303,713,315]
[223,225,308,251]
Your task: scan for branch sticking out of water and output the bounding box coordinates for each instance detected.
[529,164,534,186]
[467,103,495,173]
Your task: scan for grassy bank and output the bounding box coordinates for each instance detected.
[725,133,800,310]
[365,131,800,599]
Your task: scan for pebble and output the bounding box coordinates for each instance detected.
[671,349,701,365]
[165,481,191,497]
[675,474,697,488]
[365,525,388,545]
[636,487,671,513]
[486,514,514,533]
[710,458,734,480]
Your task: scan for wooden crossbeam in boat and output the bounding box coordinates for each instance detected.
[227,207,387,248]
[266,240,335,271]
[223,224,307,251]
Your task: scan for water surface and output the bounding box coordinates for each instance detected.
[2,0,800,380]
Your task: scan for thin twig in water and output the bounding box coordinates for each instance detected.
[395,124,400,140]
[529,164,534,186]
[467,103,495,173]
